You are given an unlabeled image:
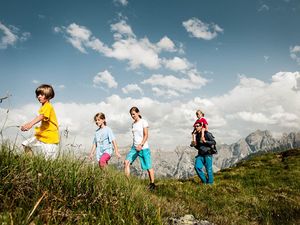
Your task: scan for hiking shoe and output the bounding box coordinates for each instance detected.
[148,183,156,191]
[190,141,196,147]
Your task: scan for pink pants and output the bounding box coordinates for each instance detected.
[99,153,111,168]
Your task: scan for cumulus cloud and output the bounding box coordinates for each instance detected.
[156,36,176,52]
[93,70,118,88]
[151,87,180,98]
[108,36,161,69]
[110,20,135,39]
[0,21,30,49]
[114,0,128,6]
[163,57,191,71]
[258,4,270,12]
[122,84,143,95]
[64,23,94,53]
[142,69,208,96]
[2,72,299,151]
[56,20,184,70]
[234,111,276,124]
[182,18,223,40]
[290,45,300,65]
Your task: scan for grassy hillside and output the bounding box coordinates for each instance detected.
[0,144,299,225]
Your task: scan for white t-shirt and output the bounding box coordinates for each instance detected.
[132,118,149,149]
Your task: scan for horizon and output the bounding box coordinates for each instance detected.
[1,0,300,151]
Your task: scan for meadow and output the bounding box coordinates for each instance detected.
[0,143,299,225]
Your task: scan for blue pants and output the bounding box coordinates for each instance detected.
[195,155,214,184]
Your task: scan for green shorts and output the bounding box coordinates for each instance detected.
[126,146,152,170]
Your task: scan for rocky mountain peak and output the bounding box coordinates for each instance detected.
[245,130,277,153]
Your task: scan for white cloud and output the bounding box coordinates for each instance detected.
[211,72,300,141]
[64,23,93,53]
[0,22,17,49]
[32,80,40,84]
[110,20,135,38]
[19,32,30,42]
[182,18,223,40]
[235,111,275,124]
[258,4,270,12]
[290,45,300,65]
[156,36,176,52]
[264,55,269,63]
[53,27,62,33]
[152,87,179,98]
[0,21,30,49]
[3,72,299,151]
[122,84,143,95]
[108,37,161,69]
[142,69,208,96]
[163,57,191,71]
[93,70,118,88]
[58,85,66,89]
[57,21,183,70]
[114,0,128,6]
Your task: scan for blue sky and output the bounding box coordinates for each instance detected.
[1,0,300,151]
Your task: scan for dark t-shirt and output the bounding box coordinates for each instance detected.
[194,132,215,156]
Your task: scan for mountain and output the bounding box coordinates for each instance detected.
[215,130,300,169]
[111,130,300,179]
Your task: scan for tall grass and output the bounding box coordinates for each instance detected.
[155,149,300,225]
[1,143,300,225]
[0,144,163,224]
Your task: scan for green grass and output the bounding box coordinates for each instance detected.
[0,144,163,224]
[0,144,300,225]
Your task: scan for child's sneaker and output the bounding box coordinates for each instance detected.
[148,183,156,191]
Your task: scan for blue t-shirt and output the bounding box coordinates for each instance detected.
[93,126,115,159]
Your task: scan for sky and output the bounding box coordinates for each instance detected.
[1,0,300,152]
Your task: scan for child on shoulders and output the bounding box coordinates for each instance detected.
[190,110,208,147]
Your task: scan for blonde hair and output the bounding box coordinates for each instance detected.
[196,110,204,117]
[35,84,55,100]
[94,112,107,126]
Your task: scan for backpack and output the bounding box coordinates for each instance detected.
[195,131,218,155]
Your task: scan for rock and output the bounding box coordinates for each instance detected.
[168,214,214,225]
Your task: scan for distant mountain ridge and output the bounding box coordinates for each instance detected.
[111,130,300,179]
[215,130,300,170]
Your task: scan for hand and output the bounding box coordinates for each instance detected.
[135,144,143,151]
[20,123,32,131]
[201,137,206,143]
[89,154,94,160]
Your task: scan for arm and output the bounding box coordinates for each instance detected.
[201,127,206,143]
[112,140,121,158]
[21,114,44,131]
[136,127,148,151]
[89,143,96,160]
[191,128,196,141]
